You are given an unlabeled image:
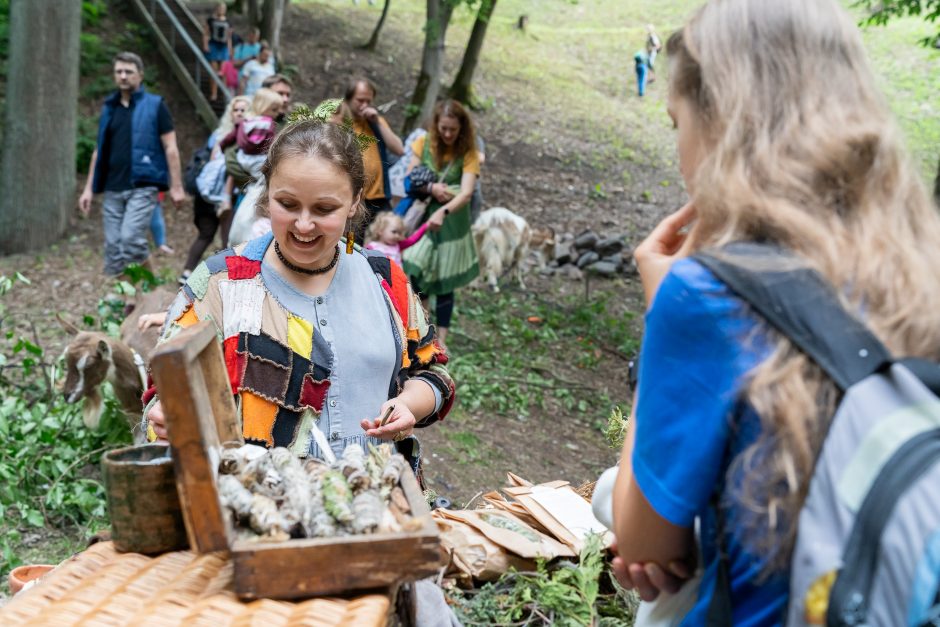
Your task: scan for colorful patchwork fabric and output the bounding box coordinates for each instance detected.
[145,236,455,449]
[363,249,454,428]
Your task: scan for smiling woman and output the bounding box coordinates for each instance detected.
[143,120,454,479]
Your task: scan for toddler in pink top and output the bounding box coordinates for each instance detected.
[365,213,429,266]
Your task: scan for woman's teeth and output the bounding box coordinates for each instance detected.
[293,233,316,243]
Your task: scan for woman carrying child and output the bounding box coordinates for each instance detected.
[217,88,283,217]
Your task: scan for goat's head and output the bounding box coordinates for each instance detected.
[529,226,557,268]
[62,332,113,405]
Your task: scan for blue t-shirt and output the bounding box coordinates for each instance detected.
[234,42,261,63]
[632,258,788,625]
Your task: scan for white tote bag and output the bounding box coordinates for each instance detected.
[228,179,265,247]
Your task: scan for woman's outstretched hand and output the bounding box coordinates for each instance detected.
[361,399,416,441]
[633,202,697,308]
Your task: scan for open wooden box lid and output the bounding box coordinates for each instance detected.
[150,322,444,600]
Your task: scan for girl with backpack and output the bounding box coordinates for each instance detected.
[608,0,940,624]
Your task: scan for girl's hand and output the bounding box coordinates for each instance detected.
[609,541,694,601]
[360,400,416,441]
[147,400,169,442]
[428,208,447,231]
[137,312,166,332]
[633,202,697,308]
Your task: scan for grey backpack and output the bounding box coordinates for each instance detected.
[696,243,940,626]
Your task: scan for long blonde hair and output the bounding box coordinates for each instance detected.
[215,95,251,138]
[669,0,940,570]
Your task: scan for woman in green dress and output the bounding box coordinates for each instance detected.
[402,100,481,349]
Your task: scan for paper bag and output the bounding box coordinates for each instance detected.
[433,511,533,583]
[438,508,576,560]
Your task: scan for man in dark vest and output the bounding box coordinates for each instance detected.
[79,51,185,276]
[344,77,404,233]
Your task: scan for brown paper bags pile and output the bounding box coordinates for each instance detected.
[433,474,614,585]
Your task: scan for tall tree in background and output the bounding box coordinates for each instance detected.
[362,0,392,51]
[402,0,457,135]
[232,0,262,27]
[261,0,288,59]
[449,0,497,108]
[853,0,940,205]
[0,0,81,254]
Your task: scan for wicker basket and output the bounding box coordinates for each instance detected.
[0,542,390,626]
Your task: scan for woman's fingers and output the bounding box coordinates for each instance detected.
[362,406,416,439]
[609,556,633,590]
[628,563,660,602]
[644,562,683,594]
[668,557,694,580]
[635,202,697,259]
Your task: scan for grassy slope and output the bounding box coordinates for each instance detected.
[303,0,938,182]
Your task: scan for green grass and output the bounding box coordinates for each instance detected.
[446,284,639,425]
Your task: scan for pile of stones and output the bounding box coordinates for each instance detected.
[541,230,634,280]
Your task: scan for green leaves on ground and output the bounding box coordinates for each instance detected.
[451,533,638,626]
[449,286,638,426]
[0,271,146,575]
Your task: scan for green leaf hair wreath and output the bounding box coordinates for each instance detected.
[286,99,379,152]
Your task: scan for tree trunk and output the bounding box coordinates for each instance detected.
[248,0,261,29]
[0,0,80,255]
[362,0,392,51]
[260,0,287,59]
[402,0,455,135]
[450,0,497,107]
[934,155,940,209]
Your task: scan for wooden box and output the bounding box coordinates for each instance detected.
[150,322,444,600]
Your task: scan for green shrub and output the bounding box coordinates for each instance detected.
[0,270,154,574]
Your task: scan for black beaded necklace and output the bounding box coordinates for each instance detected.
[274,241,339,275]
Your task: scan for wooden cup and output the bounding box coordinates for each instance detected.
[102,444,188,554]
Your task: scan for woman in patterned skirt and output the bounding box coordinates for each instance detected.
[402,100,481,350]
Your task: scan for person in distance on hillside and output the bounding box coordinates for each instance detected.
[78,51,185,277]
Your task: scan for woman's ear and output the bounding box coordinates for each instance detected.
[350,192,363,218]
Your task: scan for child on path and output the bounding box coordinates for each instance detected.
[203,2,232,102]
[365,212,429,266]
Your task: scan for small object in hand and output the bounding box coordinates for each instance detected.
[379,405,395,427]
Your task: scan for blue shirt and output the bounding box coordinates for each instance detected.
[234,42,261,62]
[632,258,788,625]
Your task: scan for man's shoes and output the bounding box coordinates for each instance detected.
[158,244,175,255]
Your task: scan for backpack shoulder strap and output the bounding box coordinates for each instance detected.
[693,241,892,392]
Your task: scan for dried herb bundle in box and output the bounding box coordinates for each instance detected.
[217,443,421,542]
